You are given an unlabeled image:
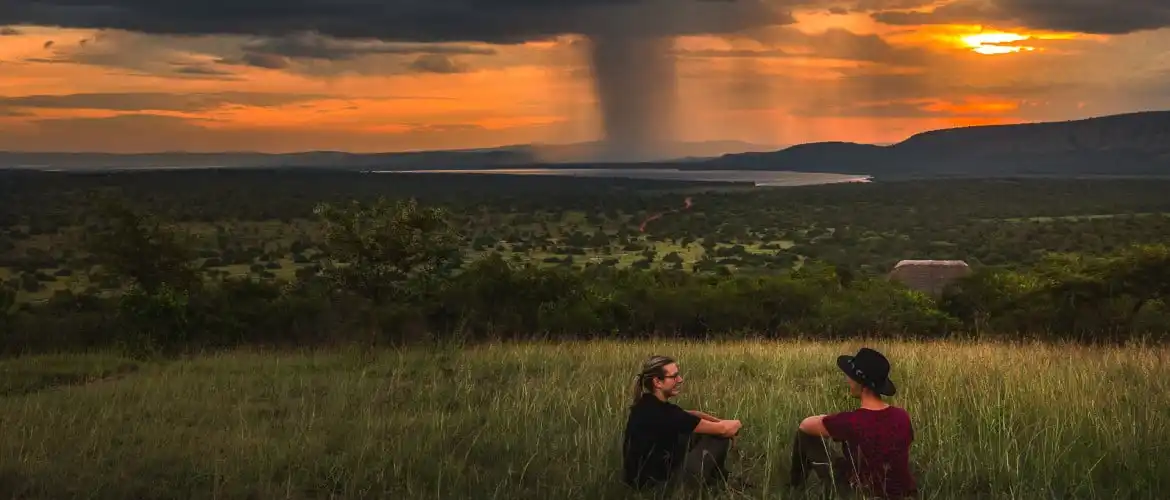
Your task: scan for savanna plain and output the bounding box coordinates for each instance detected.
[2,171,1170,498]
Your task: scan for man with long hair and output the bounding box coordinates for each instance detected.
[621,355,743,490]
[791,347,917,498]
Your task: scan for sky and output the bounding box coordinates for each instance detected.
[1,0,1169,155]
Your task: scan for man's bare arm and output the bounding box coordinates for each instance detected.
[695,418,742,438]
[798,415,831,437]
[688,410,721,422]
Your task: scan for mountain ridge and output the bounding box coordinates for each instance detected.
[0,140,771,169]
[701,110,1170,177]
[2,111,1168,178]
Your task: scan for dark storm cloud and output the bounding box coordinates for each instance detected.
[1001,0,1170,34]
[211,32,496,70]
[851,0,936,7]
[872,1,1006,26]
[873,0,1170,34]
[239,32,496,60]
[0,0,788,43]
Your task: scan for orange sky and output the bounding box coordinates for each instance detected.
[1,3,1168,154]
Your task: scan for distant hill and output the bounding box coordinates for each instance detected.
[701,111,1170,178]
[3,112,1168,178]
[0,148,540,170]
[0,140,772,170]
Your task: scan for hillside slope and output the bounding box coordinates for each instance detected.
[703,111,1170,177]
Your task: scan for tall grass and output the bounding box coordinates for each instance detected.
[0,340,1167,499]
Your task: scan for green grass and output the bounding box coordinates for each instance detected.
[1,340,1166,499]
[0,353,140,397]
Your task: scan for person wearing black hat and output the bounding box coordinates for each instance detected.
[790,347,917,498]
[621,355,743,491]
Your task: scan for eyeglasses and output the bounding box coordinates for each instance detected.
[662,372,682,379]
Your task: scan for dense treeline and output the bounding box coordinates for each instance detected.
[1,193,1167,358]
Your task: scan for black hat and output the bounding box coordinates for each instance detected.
[837,347,897,396]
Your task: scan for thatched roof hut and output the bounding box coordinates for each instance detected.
[887,260,971,297]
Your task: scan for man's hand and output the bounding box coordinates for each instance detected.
[723,419,743,438]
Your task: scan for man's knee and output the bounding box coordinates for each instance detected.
[692,433,731,449]
[680,434,731,481]
[794,430,832,454]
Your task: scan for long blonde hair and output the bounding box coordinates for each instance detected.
[630,355,676,407]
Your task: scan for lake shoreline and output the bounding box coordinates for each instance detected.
[375,168,874,187]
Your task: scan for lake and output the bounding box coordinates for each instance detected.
[377,168,872,187]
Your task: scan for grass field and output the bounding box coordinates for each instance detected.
[1,340,1167,499]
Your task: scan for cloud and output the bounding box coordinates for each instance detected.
[170,63,238,78]
[21,27,503,77]
[20,30,252,79]
[873,0,1170,34]
[849,0,938,9]
[214,31,496,72]
[1000,0,1170,34]
[725,26,931,66]
[871,0,1013,27]
[220,52,289,70]
[0,0,792,44]
[239,32,496,60]
[407,54,470,74]
[678,48,792,58]
[0,92,324,113]
[792,98,1021,118]
[0,114,554,153]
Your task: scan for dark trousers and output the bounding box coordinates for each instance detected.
[789,431,853,496]
[672,434,732,488]
[790,431,919,499]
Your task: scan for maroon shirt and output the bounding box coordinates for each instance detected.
[822,406,917,498]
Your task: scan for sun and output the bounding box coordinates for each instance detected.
[960,32,1035,55]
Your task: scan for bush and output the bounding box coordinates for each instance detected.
[4,199,1170,356]
[116,285,192,359]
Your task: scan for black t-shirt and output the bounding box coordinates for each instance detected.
[621,393,702,488]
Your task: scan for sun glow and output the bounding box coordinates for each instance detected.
[961,32,1034,55]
